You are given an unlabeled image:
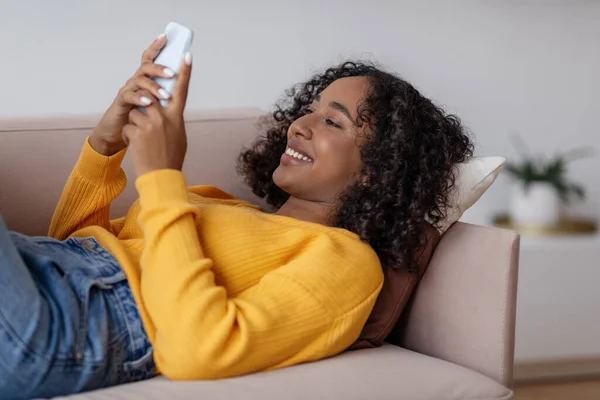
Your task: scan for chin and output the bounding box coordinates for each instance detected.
[272,167,286,189]
[272,169,291,193]
[273,163,319,199]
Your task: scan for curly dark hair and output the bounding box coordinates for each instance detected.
[238,61,474,272]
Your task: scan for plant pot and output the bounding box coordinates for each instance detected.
[510,182,562,227]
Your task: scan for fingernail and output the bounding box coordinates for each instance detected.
[163,68,175,78]
[156,33,166,41]
[184,52,192,66]
[158,88,170,99]
[140,96,152,105]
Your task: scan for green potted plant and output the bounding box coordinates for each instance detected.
[505,135,592,227]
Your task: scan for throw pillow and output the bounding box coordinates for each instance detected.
[348,156,506,350]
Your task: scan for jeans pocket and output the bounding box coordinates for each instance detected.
[123,346,156,382]
[71,272,128,363]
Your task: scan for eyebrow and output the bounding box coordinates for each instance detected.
[314,94,353,122]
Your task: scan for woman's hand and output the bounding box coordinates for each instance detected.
[122,52,192,177]
[89,34,176,156]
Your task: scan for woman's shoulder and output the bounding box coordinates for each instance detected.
[272,218,384,295]
[285,227,383,315]
[202,201,382,282]
[252,209,381,263]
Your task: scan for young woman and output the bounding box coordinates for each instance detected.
[0,35,473,399]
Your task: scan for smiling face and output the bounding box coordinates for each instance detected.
[272,76,370,204]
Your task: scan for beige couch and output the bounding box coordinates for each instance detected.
[0,109,520,400]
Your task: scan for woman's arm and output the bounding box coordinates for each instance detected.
[136,170,383,380]
[49,35,178,239]
[48,139,127,239]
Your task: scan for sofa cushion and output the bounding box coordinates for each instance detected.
[349,157,505,350]
[349,223,440,350]
[55,345,512,400]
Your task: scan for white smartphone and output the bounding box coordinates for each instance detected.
[144,22,194,110]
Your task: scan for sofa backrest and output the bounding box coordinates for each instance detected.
[0,108,266,234]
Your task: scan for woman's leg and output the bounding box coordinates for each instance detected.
[0,217,110,399]
[0,217,155,399]
[0,216,66,398]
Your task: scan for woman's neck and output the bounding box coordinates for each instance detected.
[275,197,332,226]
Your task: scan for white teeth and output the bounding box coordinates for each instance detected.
[285,147,313,162]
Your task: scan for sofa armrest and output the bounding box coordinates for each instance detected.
[398,222,520,387]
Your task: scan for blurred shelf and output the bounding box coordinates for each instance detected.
[490,214,599,249]
[492,214,597,236]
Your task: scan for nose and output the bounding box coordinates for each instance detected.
[289,115,313,140]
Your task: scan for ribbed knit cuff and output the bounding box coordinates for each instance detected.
[75,138,128,182]
[136,169,190,208]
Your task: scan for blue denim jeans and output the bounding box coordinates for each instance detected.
[0,217,155,399]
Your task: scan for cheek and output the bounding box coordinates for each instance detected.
[316,139,362,178]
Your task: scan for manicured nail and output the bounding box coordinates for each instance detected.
[156,33,166,41]
[163,68,175,78]
[184,52,192,66]
[158,88,170,99]
[140,96,152,105]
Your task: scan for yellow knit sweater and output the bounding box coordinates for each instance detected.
[48,139,383,380]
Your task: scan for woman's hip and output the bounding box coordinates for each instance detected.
[0,218,154,399]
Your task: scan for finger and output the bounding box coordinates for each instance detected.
[135,62,176,80]
[126,76,170,101]
[120,88,156,108]
[136,89,163,120]
[141,33,167,63]
[169,52,192,113]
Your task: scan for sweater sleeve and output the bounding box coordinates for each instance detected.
[135,169,383,380]
[48,138,128,240]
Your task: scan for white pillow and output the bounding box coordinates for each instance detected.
[426,156,506,234]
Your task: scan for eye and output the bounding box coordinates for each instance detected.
[325,118,342,129]
[304,107,314,115]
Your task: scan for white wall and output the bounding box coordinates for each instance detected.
[1,0,599,220]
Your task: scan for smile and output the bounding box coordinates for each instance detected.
[284,147,314,163]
